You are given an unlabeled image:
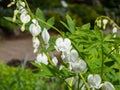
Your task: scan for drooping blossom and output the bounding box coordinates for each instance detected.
[87,74,102,89]
[36,53,48,65]
[20,13,30,24]
[61,0,68,8]
[32,37,40,53]
[62,49,79,62]
[55,37,72,52]
[103,19,108,29]
[101,82,115,90]
[16,1,25,10]
[20,13,31,31]
[52,56,58,66]
[112,27,117,33]
[112,27,117,38]
[29,19,41,36]
[42,28,50,48]
[70,59,87,73]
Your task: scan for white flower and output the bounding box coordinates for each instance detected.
[112,27,117,33]
[103,19,108,29]
[29,19,41,36]
[61,0,68,8]
[68,49,79,62]
[55,37,72,52]
[52,56,58,66]
[87,74,101,89]
[20,8,27,14]
[20,13,30,24]
[70,59,87,73]
[101,82,115,90]
[42,28,50,44]
[36,53,48,65]
[62,49,79,62]
[32,37,40,53]
[16,1,25,10]
[20,13,30,31]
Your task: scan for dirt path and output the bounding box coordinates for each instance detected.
[0,35,36,62]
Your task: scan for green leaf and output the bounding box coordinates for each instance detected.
[45,17,55,30]
[35,8,46,29]
[60,21,69,30]
[4,17,21,24]
[104,34,113,41]
[66,15,76,33]
[35,8,46,21]
[80,23,90,30]
[34,63,54,77]
[60,15,75,33]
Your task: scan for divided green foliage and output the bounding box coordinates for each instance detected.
[60,15,76,33]
[62,18,120,89]
[35,8,55,30]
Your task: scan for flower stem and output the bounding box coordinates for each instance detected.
[46,53,54,65]
[24,0,63,37]
[95,16,120,30]
[79,73,90,90]
[101,45,104,79]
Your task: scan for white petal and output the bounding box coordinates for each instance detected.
[101,82,115,90]
[55,37,64,51]
[61,0,68,8]
[20,13,30,24]
[16,1,25,9]
[32,37,40,53]
[87,74,101,89]
[52,57,58,66]
[103,19,108,29]
[20,8,27,14]
[64,38,71,46]
[112,27,117,33]
[64,38,72,50]
[29,23,41,36]
[32,19,38,24]
[103,19,108,25]
[55,37,63,47]
[71,60,87,73]
[42,28,50,44]
[36,53,48,65]
[70,49,79,62]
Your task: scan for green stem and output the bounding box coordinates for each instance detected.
[79,73,90,90]
[105,45,120,59]
[64,80,73,90]
[101,45,104,79]
[46,53,54,65]
[23,0,34,18]
[24,0,63,36]
[95,16,120,30]
[35,16,63,36]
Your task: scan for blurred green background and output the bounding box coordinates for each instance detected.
[0,0,120,37]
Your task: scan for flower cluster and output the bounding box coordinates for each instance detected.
[16,0,31,31]
[87,74,115,90]
[9,0,116,90]
[11,0,51,65]
[55,37,87,73]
